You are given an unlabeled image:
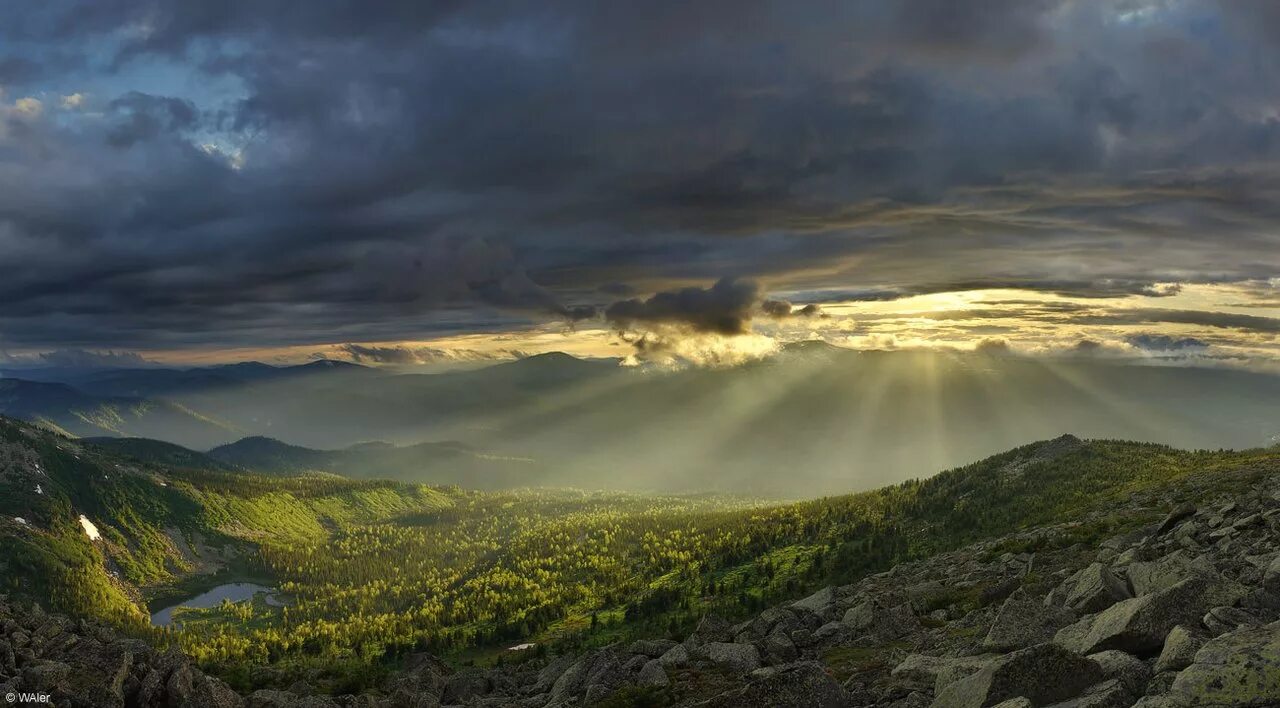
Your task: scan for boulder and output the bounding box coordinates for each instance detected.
[246,689,336,707]
[791,586,836,614]
[1155,503,1197,536]
[1055,575,1243,655]
[764,627,799,662]
[1087,650,1150,694]
[907,581,954,614]
[658,643,691,668]
[699,661,850,708]
[930,643,1103,708]
[1155,625,1205,673]
[813,621,854,647]
[546,649,626,705]
[1201,606,1263,636]
[628,638,678,658]
[1263,555,1280,592]
[1067,564,1132,613]
[637,659,669,687]
[529,654,574,696]
[1171,621,1280,706]
[751,607,799,638]
[1130,698,1187,708]
[1126,551,1217,597]
[891,654,992,693]
[844,599,921,639]
[692,614,735,644]
[384,652,449,698]
[1043,678,1132,708]
[441,668,491,704]
[703,642,762,673]
[984,587,1074,652]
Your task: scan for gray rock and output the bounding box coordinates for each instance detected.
[791,586,836,614]
[764,627,799,662]
[813,621,853,646]
[1171,621,1280,706]
[891,653,992,693]
[751,607,799,638]
[547,649,626,705]
[1201,606,1263,636]
[1126,551,1218,597]
[637,659,669,687]
[1087,650,1150,694]
[1043,678,1132,708]
[1067,563,1131,613]
[1233,513,1262,529]
[1154,625,1205,673]
[698,661,850,707]
[930,643,1103,708]
[1130,698,1188,708]
[529,654,574,695]
[984,587,1074,652]
[890,691,932,708]
[441,668,491,704]
[658,643,690,668]
[247,689,336,707]
[907,581,954,614]
[1155,503,1197,535]
[692,614,734,644]
[844,599,921,639]
[1263,555,1280,591]
[989,700,1033,708]
[628,638,677,658]
[790,628,816,648]
[1146,670,1179,695]
[1055,575,1244,655]
[703,642,762,673]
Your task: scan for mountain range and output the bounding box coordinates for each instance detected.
[5,346,1280,495]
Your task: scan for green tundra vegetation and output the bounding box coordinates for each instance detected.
[2,416,1277,693]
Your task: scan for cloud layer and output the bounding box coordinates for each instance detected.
[1,1,1279,355]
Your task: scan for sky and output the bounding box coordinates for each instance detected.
[2,1,1279,369]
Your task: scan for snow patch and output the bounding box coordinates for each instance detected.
[34,484,43,495]
[14,517,27,526]
[79,515,101,541]
[507,643,536,651]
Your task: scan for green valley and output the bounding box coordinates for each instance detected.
[4,414,1278,697]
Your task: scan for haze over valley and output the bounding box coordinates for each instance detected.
[5,345,1280,496]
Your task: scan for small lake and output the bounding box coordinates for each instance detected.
[150,582,282,626]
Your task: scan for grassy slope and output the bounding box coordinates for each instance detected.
[0,417,456,626]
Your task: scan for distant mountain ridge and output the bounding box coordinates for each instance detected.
[207,434,537,488]
[0,377,239,448]
[6,347,1280,495]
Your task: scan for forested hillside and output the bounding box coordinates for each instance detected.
[2,414,1276,697]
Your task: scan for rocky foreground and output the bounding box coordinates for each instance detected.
[5,454,1280,707]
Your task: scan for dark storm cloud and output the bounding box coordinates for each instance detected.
[761,300,821,318]
[1096,310,1280,335]
[105,92,200,147]
[605,278,760,335]
[1126,334,1208,352]
[1,0,1279,351]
